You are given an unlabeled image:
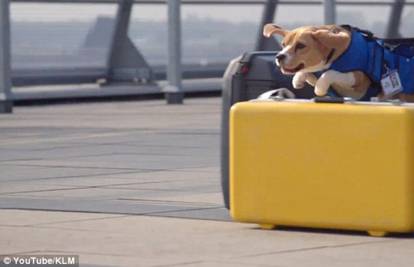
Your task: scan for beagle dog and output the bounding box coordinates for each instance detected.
[263,24,414,102]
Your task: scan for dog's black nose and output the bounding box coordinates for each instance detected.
[276,53,286,61]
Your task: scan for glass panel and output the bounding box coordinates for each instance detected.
[273,2,323,26]
[400,5,414,37]
[275,0,391,37]
[129,4,168,66]
[10,3,117,70]
[272,3,323,43]
[129,4,263,66]
[181,5,262,65]
[337,6,390,37]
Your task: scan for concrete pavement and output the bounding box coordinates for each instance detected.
[1,97,414,267]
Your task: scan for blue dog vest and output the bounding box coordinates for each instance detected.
[325,28,414,100]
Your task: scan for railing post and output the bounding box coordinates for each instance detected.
[323,0,336,25]
[0,0,12,113]
[386,0,405,38]
[108,0,134,69]
[165,0,183,104]
[107,0,153,84]
[255,0,280,51]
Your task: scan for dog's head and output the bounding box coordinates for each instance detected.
[263,24,351,75]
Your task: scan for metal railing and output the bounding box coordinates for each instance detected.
[11,0,414,5]
[1,0,412,111]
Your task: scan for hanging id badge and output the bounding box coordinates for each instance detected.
[381,66,403,98]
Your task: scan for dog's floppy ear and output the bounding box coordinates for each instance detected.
[311,26,349,48]
[263,24,288,38]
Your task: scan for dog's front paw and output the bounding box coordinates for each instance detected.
[292,72,308,89]
[315,78,330,96]
[314,71,334,96]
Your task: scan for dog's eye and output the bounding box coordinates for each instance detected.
[295,43,306,51]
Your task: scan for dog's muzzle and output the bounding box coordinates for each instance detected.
[275,53,286,66]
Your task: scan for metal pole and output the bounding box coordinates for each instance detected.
[0,0,12,113]
[107,0,133,77]
[386,0,405,38]
[165,0,183,104]
[323,0,336,24]
[255,0,279,51]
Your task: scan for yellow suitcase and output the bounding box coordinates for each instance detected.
[230,99,414,236]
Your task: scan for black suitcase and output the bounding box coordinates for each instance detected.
[221,51,314,209]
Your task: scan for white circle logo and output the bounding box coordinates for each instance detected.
[3,257,11,265]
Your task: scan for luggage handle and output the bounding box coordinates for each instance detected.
[314,96,405,105]
[313,96,346,103]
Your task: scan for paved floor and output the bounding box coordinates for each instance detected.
[0,97,225,219]
[1,97,414,267]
